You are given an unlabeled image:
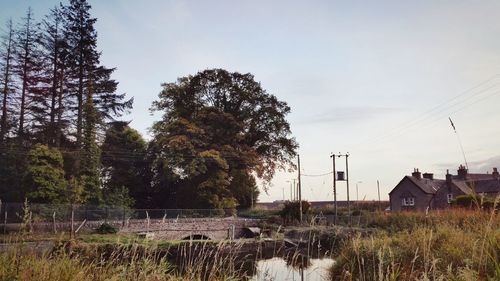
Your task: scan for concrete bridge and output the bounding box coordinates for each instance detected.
[121,217,260,240]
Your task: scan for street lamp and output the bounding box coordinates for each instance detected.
[356,181,362,202]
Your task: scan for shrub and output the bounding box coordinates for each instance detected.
[95,223,118,234]
[279,200,310,223]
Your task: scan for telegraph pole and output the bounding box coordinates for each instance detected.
[345,153,350,224]
[293,179,296,201]
[297,154,302,223]
[330,153,337,224]
[377,180,381,211]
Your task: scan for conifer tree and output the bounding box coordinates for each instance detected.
[0,19,16,142]
[14,8,44,140]
[40,6,69,146]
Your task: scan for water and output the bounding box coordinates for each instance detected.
[250,257,334,281]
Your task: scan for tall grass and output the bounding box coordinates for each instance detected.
[0,237,252,281]
[330,206,500,280]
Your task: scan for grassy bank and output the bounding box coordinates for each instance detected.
[0,238,250,281]
[330,208,500,280]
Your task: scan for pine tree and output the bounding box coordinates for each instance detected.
[62,0,132,146]
[14,8,44,141]
[0,19,16,142]
[40,6,69,146]
[62,0,98,146]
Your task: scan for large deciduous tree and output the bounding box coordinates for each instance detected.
[150,69,297,208]
[101,121,147,208]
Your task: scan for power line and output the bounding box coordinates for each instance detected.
[351,75,500,150]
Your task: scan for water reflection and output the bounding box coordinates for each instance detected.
[250,257,334,281]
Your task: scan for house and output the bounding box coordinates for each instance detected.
[389,166,500,211]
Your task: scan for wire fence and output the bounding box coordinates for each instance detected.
[0,202,237,225]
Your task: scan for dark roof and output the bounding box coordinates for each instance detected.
[471,179,500,194]
[451,180,472,194]
[406,176,444,194]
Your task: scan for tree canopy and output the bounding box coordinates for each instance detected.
[150,69,297,208]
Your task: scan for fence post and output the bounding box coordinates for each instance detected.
[52,211,57,233]
[29,211,33,233]
[122,208,126,227]
[3,210,6,234]
[146,211,150,233]
[70,205,75,239]
[162,209,166,223]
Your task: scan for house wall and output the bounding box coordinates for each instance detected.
[390,177,434,211]
[433,183,465,209]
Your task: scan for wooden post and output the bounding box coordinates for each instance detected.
[52,211,56,233]
[29,211,33,233]
[3,210,6,234]
[122,208,126,227]
[146,211,150,233]
[70,206,74,239]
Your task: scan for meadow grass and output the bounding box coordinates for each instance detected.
[330,206,500,281]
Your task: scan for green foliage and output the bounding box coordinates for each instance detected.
[95,223,118,234]
[0,142,26,202]
[79,93,102,205]
[24,144,67,204]
[150,69,297,208]
[279,200,311,222]
[453,194,498,210]
[101,121,146,208]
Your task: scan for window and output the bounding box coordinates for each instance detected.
[402,197,415,206]
[447,193,453,204]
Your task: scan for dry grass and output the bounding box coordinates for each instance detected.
[330,205,500,281]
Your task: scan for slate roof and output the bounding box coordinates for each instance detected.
[451,180,473,194]
[472,179,500,194]
[406,176,444,194]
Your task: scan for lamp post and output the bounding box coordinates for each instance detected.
[356,181,362,202]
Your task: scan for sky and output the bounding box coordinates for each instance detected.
[2,0,500,203]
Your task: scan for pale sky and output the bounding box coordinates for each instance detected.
[2,0,500,202]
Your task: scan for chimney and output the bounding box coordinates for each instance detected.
[457,165,468,180]
[493,167,499,179]
[446,169,452,183]
[412,168,421,179]
[423,173,434,180]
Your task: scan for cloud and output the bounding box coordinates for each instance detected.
[435,156,500,173]
[296,106,401,125]
[468,156,500,172]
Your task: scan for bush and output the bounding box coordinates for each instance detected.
[279,201,310,223]
[453,194,498,210]
[95,223,118,234]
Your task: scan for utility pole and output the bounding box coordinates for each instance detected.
[293,179,296,201]
[331,152,350,225]
[251,190,254,209]
[377,180,381,211]
[297,154,302,223]
[356,181,362,202]
[345,153,350,224]
[330,153,337,224]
